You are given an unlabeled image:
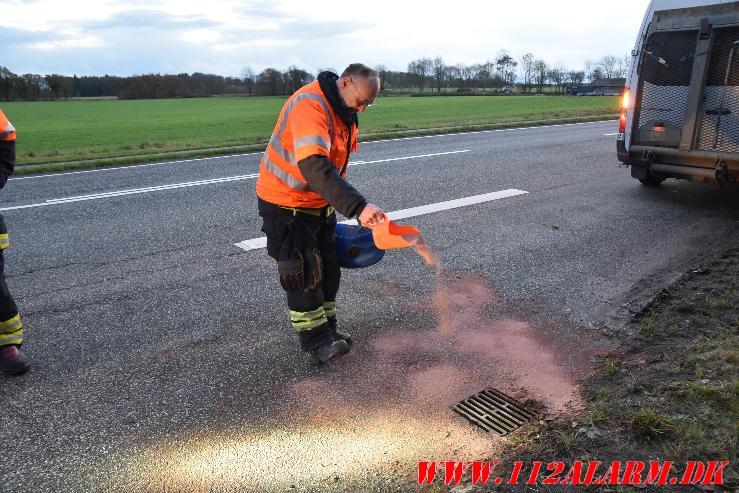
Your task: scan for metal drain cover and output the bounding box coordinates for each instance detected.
[452,388,535,435]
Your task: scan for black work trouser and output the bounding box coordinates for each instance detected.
[0,215,22,347]
[258,199,341,351]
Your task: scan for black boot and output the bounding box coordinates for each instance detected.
[327,318,353,347]
[0,345,29,376]
[311,339,351,364]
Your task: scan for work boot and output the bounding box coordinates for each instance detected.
[0,345,30,376]
[332,329,353,347]
[327,319,353,347]
[311,339,351,365]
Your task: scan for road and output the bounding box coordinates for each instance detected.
[1,120,737,492]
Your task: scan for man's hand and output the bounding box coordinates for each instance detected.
[358,203,385,228]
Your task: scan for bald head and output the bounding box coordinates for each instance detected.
[341,63,378,79]
[337,63,380,113]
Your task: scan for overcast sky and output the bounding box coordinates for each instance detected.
[1,0,652,77]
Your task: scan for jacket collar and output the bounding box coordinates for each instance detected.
[317,71,359,129]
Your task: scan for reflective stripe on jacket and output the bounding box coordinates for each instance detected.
[0,111,16,142]
[256,81,358,208]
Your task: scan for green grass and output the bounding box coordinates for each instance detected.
[710,294,731,309]
[2,95,618,168]
[604,358,617,374]
[631,409,677,439]
[639,308,658,336]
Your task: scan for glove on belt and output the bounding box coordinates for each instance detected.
[277,216,323,293]
[278,249,322,292]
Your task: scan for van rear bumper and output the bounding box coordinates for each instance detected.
[623,144,739,186]
[616,139,630,163]
[629,145,739,168]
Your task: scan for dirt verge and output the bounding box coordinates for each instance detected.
[445,248,738,493]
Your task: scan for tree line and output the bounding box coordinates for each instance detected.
[0,53,629,101]
[393,53,630,94]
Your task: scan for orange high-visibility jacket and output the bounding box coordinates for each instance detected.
[0,109,16,249]
[256,80,358,208]
[0,110,16,142]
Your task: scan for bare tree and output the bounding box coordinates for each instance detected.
[418,57,433,92]
[495,51,518,87]
[407,58,432,92]
[256,68,285,96]
[615,53,631,78]
[432,57,447,93]
[546,69,557,94]
[375,64,389,91]
[569,70,585,87]
[584,60,595,83]
[591,66,605,82]
[407,60,422,92]
[45,74,69,100]
[461,64,475,89]
[476,61,494,92]
[546,64,565,95]
[448,64,463,90]
[599,55,619,79]
[520,53,535,94]
[470,64,482,89]
[533,59,547,93]
[0,67,15,101]
[284,65,314,94]
[241,66,256,95]
[18,74,47,100]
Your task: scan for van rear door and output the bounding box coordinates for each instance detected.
[628,3,739,186]
[696,24,739,154]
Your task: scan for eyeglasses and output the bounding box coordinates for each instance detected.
[350,78,375,108]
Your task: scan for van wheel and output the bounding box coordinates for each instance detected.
[639,174,666,186]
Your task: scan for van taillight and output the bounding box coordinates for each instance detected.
[618,87,630,134]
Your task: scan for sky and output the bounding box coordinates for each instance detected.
[0,0,652,78]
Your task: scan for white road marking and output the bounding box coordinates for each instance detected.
[9,152,264,181]
[0,150,470,211]
[11,119,616,181]
[234,188,528,252]
[349,149,468,166]
[237,237,268,251]
[362,119,618,144]
[0,174,259,211]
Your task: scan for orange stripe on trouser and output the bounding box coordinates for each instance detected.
[0,313,23,346]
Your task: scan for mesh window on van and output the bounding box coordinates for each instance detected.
[635,30,698,146]
[697,26,739,153]
[640,30,698,86]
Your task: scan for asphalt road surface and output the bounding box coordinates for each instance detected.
[1,120,737,492]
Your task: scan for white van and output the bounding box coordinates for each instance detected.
[617,0,739,187]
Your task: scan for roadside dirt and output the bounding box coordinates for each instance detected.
[456,247,739,493]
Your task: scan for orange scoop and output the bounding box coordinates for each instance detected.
[371,214,422,250]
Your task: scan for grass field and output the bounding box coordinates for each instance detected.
[1,95,619,168]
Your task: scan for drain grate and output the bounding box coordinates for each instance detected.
[452,388,535,435]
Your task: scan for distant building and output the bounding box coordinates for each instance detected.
[574,78,626,96]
